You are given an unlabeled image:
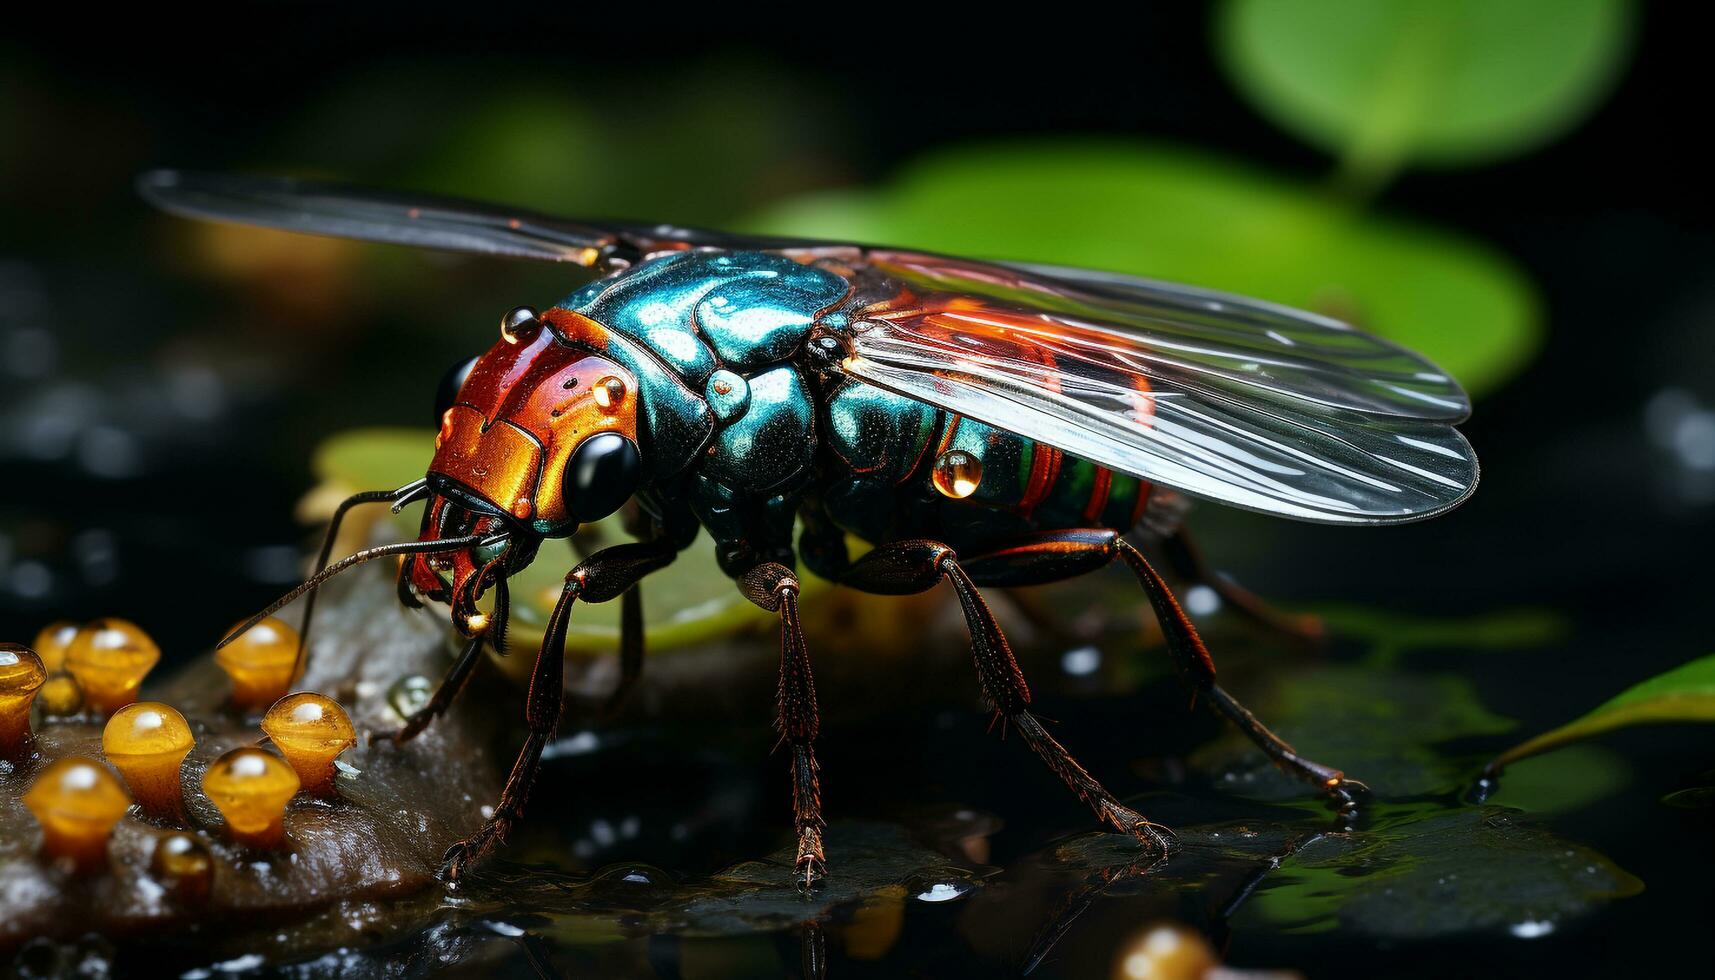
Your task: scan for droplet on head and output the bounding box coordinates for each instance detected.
[592,375,627,410]
[32,622,79,673]
[215,617,300,711]
[102,702,195,818]
[150,832,214,904]
[22,756,131,870]
[932,450,984,499]
[260,693,356,797]
[37,674,84,718]
[0,644,48,759]
[201,747,299,848]
[500,305,540,344]
[64,619,160,715]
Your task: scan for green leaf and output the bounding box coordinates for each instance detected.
[1217,0,1634,185]
[1488,654,1715,772]
[746,142,1539,398]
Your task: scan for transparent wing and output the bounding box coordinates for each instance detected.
[138,170,836,267]
[138,171,626,265]
[838,252,1478,524]
[870,252,1470,422]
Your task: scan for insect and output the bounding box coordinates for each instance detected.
[141,171,1478,885]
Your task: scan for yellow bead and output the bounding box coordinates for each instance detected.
[37,675,84,718]
[150,832,214,903]
[201,747,299,848]
[214,617,300,711]
[932,449,983,499]
[1114,925,1218,980]
[64,618,161,715]
[32,621,79,674]
[0,644,48,759]
[22,756,132,870]
[261,693,356,797]
[102,702,195,818]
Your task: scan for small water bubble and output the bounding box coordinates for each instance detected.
[1184,585,1220,617]
[76,425,142,479]
[595,863,669,887]
[388,675,433,718]
[1060,646,1101,677]
[10,561,53,600]
[904,869,977,904]
[1510,919,1555,939]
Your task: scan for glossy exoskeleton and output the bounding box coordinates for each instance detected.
[142,171,1478,885]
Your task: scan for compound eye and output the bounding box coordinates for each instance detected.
[435,356,480,420]
[563,433,640,522]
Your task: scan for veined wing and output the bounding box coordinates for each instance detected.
[837,253,1478,524]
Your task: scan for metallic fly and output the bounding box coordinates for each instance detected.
[140,171,1478,884]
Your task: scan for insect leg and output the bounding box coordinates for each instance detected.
[1158,528,1324,648]
[839,540,1173,852]
[1112,537,1362,806]
[960,530,1363,809]
[441,540,674,881]
[738,562,826,888]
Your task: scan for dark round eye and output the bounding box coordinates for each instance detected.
[564,433,640,522]
[435,356,480,420]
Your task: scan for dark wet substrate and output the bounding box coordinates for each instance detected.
[5,554,1709,978]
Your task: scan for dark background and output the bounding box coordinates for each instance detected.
[3,7,1712,976]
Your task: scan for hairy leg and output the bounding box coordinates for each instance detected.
[739,562,827,887]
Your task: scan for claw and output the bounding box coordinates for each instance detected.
[794,827,827,892]
[1101,801,1177,855]
[440,821,509,882]
[795,855,827,893]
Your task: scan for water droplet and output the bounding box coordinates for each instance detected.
[931,450,983,499]
[905,869,977,903]
[388,675,433,718]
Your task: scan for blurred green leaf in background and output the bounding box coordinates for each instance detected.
[1218,0,1635,193]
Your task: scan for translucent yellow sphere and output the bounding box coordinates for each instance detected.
[37,674,84,717]
[0,644,48,758]
[151,832,214,903]
[261,693,356,796]
[22,756,132,869]
[32,621,79,674]
[215,617,301,711]
[932,449,984,499]
[201,747,299,848]
[64,618,161,715]
[1114,925,1218,980]
[102,702,195,817]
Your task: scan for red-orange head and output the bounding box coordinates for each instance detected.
[427,306,641,537]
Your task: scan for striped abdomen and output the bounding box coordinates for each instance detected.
[818,377,1152,553]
